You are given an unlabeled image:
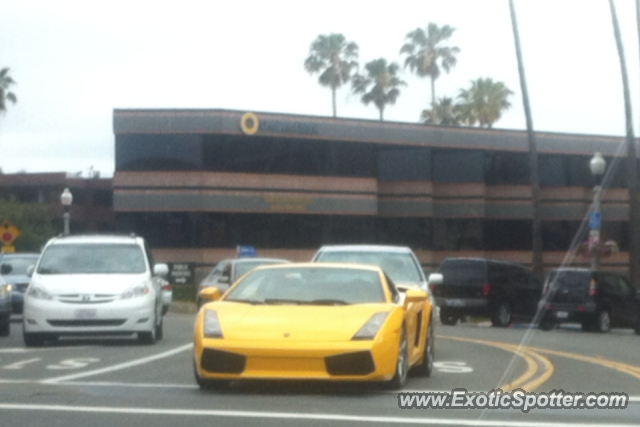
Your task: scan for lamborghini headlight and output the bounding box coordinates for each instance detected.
[203,309,223,338]
[351,312,390,340]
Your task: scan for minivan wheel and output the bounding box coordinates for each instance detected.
[439,310,459,326]
[539,318,556,331]
[491,301,512,327]
[595,310,611,333]
[138,315,158,345]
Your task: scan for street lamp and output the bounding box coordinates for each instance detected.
[60,188,73,236]
[589,152,607,270]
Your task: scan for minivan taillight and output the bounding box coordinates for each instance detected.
[589,279,597,297]
[482,283,491,297]
[162,283,172,292]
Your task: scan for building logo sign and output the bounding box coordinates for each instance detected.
[240,112,259,135]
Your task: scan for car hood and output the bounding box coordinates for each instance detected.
[2,274,31,284]
[209,302,393,342]
[31,273,149,295]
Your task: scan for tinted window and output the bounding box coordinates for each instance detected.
[545,270,591,292]
[438,260,487,285]
[234,260,285,279]
[38,244,146,275]
[1,255,39,275]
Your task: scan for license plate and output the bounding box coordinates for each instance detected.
[74,309,97,319]
[555,311,568,319]
[445,299,465,307]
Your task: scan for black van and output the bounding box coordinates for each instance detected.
[538,268,640,333]
[429,258,542,327]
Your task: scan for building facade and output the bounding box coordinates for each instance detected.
[113,109,632,272]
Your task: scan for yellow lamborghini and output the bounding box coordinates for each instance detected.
[193,263,434,390]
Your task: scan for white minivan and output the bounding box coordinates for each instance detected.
[23,234,169,346]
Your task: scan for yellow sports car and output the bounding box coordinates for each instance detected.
[193,262,434,390]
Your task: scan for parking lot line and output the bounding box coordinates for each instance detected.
[41,343,193,384]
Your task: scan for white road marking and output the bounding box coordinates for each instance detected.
[40,343,192,384]
[3,358,42,370]
[0,403,637,426]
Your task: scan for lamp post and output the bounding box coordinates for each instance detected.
[60,188,73,236]
[589,152,607,270]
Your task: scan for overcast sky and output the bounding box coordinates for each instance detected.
[1,0,639,178]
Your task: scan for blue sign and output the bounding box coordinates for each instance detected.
[589,212,601,230]
[236,245,257,258]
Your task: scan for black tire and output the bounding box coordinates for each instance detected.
[491,301,512,328]
[594,310,611,333]
[539,318,556,331]
[385,328,409,390]
[138,315,158,345]
[413,319,434,377]
[0,321,9,337]
[193,361,230,391]
[439,310,459,326]
[156,315,164,341]
[635,318,640,336]
[23,331,45,347]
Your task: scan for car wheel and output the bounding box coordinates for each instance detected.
[386,328,409,390]
[491,301,512,327]
[138,315,157,345]
[413,319,434,377]
[23,331,45,347]
[0,321,9,337]
[193,361,230,391]
[156,315,164,341]
[539,318,556,331]
[439,310,459,326]
[595,310,611,333]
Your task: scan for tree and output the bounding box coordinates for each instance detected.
[400,23,460,106]
[0,68,17,116]
[304,34,359,118]
[456,77,513,128]
[421,97,460,126]
[509,0,543,280]
[351,58,406,121]
[0,197,57,252]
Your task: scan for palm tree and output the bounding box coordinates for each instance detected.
[304,34,359,118]
[509,0,543,280]
[351,58,406,121]
[456,77,513,128]
[400,23,460,106]
[0,68,17,116]
[421,97,460,126]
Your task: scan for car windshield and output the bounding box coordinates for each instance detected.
[1,255,39,275]
[37,244,146,275]
[224,267,385,305]
[234,260,283,279]
[314,251,422,283]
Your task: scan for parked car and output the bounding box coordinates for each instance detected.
[538,268,640,333]
[22,234,169,346]
[428,258,542,327]
[0,252,40,314]
[0,264,12,337]
[197,257,290,307]
[311,245,430,292]
[194,263,434,390]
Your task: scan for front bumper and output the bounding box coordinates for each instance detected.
[23,296,156,335]
[194,335,399,382]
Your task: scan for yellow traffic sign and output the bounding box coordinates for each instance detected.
[0,221,20,246]
[1,245,15,253]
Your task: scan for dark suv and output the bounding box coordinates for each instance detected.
[538,268,640,333]
[429,258,542,327]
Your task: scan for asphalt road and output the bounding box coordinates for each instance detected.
[1,313,640,426]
